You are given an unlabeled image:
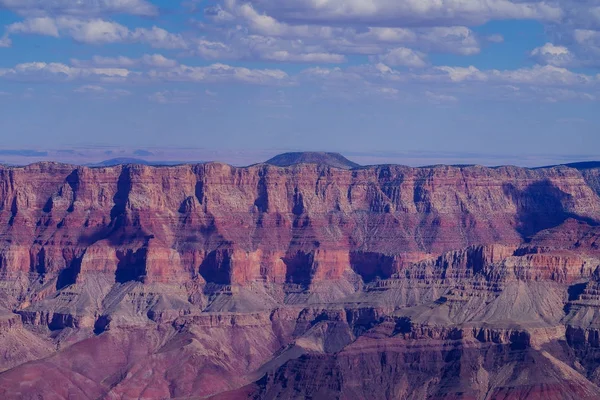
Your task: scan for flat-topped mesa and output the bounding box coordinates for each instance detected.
[264,152,360,169]
[0,161,599,288]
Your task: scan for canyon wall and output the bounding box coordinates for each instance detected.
[1,161,600,399]
[1,162,598,287]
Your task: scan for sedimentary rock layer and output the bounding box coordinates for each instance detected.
[0,161,600,399]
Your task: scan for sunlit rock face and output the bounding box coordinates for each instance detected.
[1,160,600,399]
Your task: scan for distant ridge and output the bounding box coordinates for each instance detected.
[90,158,153,167]
[563,161,600,170]
[88,158,195,167]
[534,161,600,170]
[265,152,360,169]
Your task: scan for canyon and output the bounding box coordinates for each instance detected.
[1,154,600,399]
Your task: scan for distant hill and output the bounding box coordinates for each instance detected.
[88,158,154,167]
[88,158,195,167]
[265,152,360,169]
[534,161,600,170]
[563,161,600,170]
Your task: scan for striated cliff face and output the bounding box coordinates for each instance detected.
[1,162,598,285]
[1,161,600,399]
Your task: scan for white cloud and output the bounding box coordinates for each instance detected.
[5,17,188,48]
[538,4,600,67]
[378,87,399,94]
[0,35,11,47]
[434,66,488,82]
[232,3,336,38]
[298,61,599,104]
[182,0,205,14]
[0,0,157,17]
[375,87,399,99]
[131,26,187,49]
[71,55,137,68]
[6,17,59,36]
[559,1,600,30]
[149,90,195,104]
[373,47,427,68]
[487,34,504,43]
[299,64,406,102]
[574,29,600,53]
[189,32,346,63]
[531,43,574,66]
[74,85,108,93]
[57,17,131,43]
[235,33,333,63]
[531,87,596,102]
[426,91,458,103]
[300,66,370,83]
[490,64,592,85]
[140,54,178,68]
[417,64,594,86]
[72,54,178,68]
[0,62,131,82]
[208,2,486,57]
[0,60,290,86]
[202,4,236,23]
[73,85,131,98]
[352,27,417,44]
[415,26,481,55]
[241,0,562,26]
[574,29,600,43]
[192,1,491,66]
[263,50,345,63]
[328,26,483,56]
[194,39,236,59]
[148,63,290,85]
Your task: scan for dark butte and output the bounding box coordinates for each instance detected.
[1,158,600,399]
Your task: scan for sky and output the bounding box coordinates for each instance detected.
[0,0,599,166]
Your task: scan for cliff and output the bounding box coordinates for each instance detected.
[1,162,598,286]
[1,160,600,399]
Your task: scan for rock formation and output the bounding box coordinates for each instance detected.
[264,151,360,169]
[1,157,600,399]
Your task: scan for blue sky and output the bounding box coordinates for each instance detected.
[0,0,599,166]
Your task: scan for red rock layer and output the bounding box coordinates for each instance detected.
[0,163,599,399]
[1,163,599,288]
